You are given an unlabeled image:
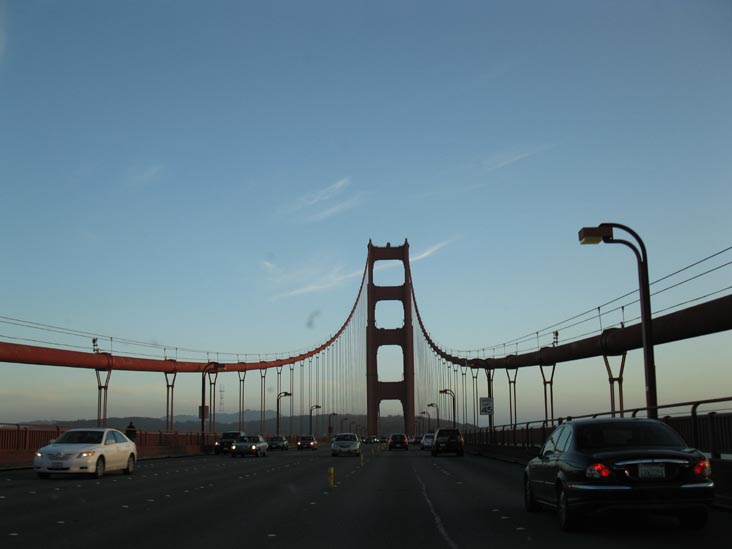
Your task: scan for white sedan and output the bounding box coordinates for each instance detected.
[331,433,361,457]
[34,428,137,479]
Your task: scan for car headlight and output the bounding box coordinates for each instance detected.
[251,445,257,451]
[35,452,43,457]
[78,451,95,458]
[214,441,220,446]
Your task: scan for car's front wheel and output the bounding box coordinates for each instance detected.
[123,454,135,475]
[524,476,539,512]
[92,457,105,479]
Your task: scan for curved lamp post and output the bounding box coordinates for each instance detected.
[422,409,431,432]
[276,391,291,436]
[579,222,658,418]
[439,389,456,427]
[328,412,337,438]
[428,402,439,429]
[200,361,225,448]
[309,404,321,434]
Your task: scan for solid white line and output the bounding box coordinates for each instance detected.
[412,466,459,549]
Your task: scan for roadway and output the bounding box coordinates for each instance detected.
[0,445,729,548]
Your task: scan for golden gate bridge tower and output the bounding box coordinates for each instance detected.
[366,240,415,436]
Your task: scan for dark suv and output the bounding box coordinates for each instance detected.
[432,428,464,457]
[215,431,246,455]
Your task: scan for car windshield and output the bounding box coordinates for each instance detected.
[222,432,241,439]
[575,422,686,450]
[300,436,314,441]
[335,434,357,442]
[55,431,104,444]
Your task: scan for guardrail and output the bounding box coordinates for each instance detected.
[0,424,219,468]
[463,396,732,458]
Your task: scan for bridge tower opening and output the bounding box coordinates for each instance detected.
[366,240,415,436]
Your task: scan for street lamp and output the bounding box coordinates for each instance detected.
[200,362,225,448]
[340,416,349,432]
[276,391,291,436]
[428,402,440,429]
[309,404,321,434]
[422,409,431,432]
[328,412,337,438]
[439,389,456,427]
[579,222,658,418]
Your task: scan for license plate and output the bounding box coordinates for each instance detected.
[638,463,665,479]
[50,462,64,470]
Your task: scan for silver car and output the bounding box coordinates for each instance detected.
[331,433,361,457]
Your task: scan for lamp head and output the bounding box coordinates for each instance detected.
[578,225,613,245]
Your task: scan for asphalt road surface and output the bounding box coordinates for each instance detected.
[1,445,729,548]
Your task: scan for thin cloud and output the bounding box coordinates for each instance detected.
[306,194,363,222]
[290,177,364,223]
[127,165,163,188]
[297,178,349,209]
[273,267,362,299]
[422,143,557,198]
[410,240,455,262]
[480,142,555,173]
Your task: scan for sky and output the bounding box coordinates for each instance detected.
[0,0,731,427]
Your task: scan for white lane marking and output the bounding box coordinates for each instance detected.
[412,467,459,549]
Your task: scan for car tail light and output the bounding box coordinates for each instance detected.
[693,459,711,478]
[585,463,612,479]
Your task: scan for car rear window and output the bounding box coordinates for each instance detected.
[437,429,460,437]
[335,434,357,442]
[575,422,685,450]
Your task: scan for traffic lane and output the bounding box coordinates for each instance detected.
[422,452,731,548]
[1,451,355,547]
[270,443,450,548]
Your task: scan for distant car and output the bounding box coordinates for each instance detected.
[420,433,434,451]
[268,435,289,451]
[297,435,318,450]
[231,435,268,457]
[34,428,137,479]
[215,431,246,455]
[331,433,361,457]
[432,428,464,457]
[388,433,408,451]
[523,418,715,531]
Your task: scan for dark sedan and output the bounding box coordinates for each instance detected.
[523,418,715,531]
[388,433,409,451]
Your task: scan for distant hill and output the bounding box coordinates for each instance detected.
[19,412,436,437]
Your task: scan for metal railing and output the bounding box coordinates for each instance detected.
[464,396,732,458]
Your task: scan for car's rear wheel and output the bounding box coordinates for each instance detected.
[557,485,578,531]
[678,507,708,530]
[524,476,540,512]
[92,457,105,479]
[123,454,135,475]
